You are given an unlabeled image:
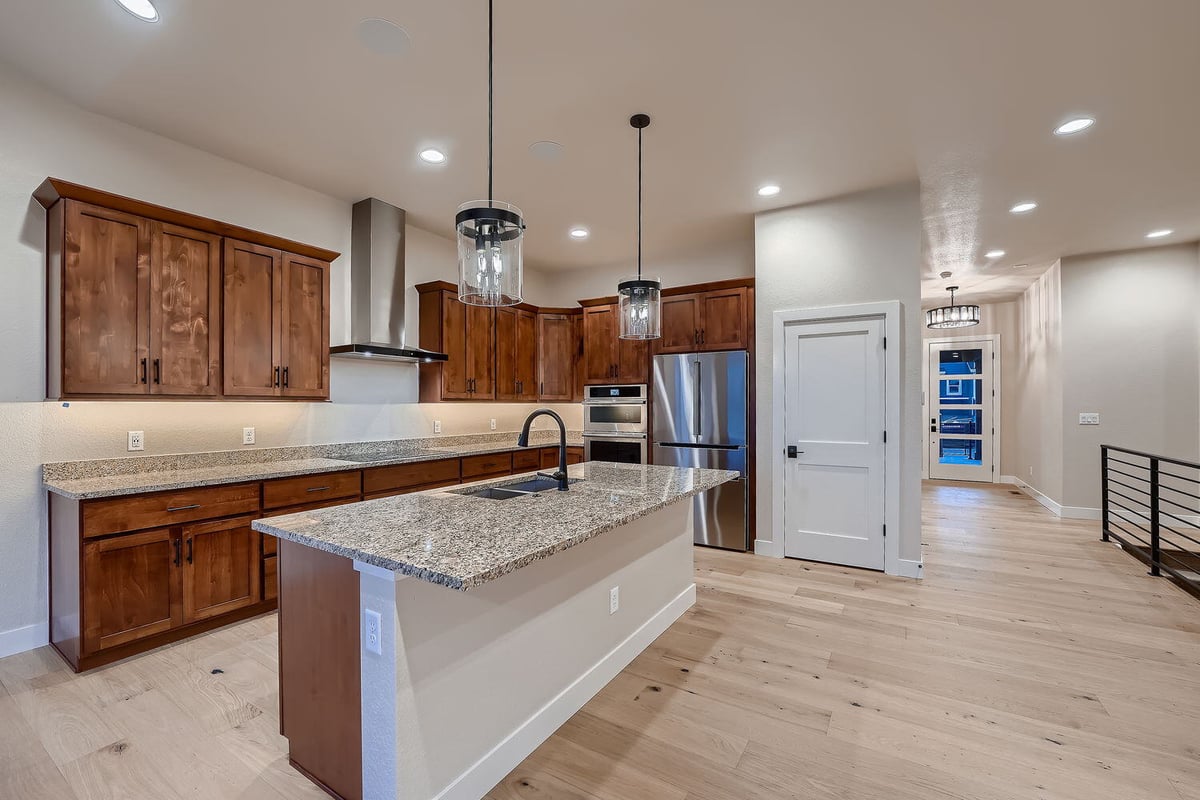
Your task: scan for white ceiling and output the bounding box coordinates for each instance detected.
[2,0,1199,304]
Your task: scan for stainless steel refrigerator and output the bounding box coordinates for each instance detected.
[652,351,749,551]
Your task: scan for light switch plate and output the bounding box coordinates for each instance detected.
[364,608,382,656]
[127,431,144,451]
[1078,412,1101,426]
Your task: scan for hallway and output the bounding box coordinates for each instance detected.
[2,483,1198,799]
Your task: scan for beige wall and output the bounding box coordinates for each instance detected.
[0,65,576,646]
[754,183,923,565]
[1010,263,1065,504]
[1059,245,1200,510]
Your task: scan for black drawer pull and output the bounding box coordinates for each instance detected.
[166,504,201,512]
[306,486,330,493]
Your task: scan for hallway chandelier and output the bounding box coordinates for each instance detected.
[456,0,525,306]
[926,286,980,328]
[617,113,661,340]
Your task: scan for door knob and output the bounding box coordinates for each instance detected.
[786,445,804,458]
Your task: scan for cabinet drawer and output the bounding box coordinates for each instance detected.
[512,450,541,472]
[363,459,461,495]
[567,446,585,465]
[262,534,277,556]
[82,483,260,538]
[461,453,513,479]
[364,478,460,501]
[263,470,360,510]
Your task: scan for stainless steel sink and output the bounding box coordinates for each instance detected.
[455,475,577,500]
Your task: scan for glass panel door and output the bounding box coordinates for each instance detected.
[928,341,995,481]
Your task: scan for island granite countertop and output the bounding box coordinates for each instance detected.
[252,462,738,591]
[42,431,584,500]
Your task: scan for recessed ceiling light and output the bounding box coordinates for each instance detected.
[114,0,159,21]
[1054,117,1095,136]
[1012,264,1029,269]
[529,141,564,161]
[418,148,446,165]
[757,184,781,197]
[356,18,411,56]
[569,227,589,240]
[984,249,1006,259]
[1010,201,1038,214]
[1146,229,1173,239]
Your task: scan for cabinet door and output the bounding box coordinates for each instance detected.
[182,515,261,623]
[515,309,538,401]
[280,253,331,399]
[658,293,701,354]
[82,528,181,654]
[467,305,496,399]
[149,223,221,395]
[617,336,649,384]
[494,306,519,401]
[537,313,574,400]
[223,239,282,397]
[62,201,151,396]
[582,305,618,383]
[699,287,748,351]
[439,292,472,399]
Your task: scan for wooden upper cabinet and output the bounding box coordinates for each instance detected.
[58,201,151,396]
[496,306,537,401]
[658,293,702,354]
[417,283,497,401]
[223,239,282,397]
[617,335,649,384]
[537,312,576,401]
[698,287,748,350]
[82,527,182,653]
[280,253,331,399]
[181,515,261,623]
[150,223,221,395]
[38,180,338,401]
[582,305,619,383]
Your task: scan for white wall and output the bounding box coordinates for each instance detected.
[533,236,754,305]
[0,65,577,652]
[1059,245,1200,510]
[754,183,923,567]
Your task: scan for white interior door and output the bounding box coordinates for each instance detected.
[782,317,886,570]
[928,341,994,481]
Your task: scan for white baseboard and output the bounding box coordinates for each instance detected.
[1061,506,1102,520]
[754,538,784,558]
[434,583,697,800]
[1003,476,1104,520]
[0,622,48,659]
[895,558,923,579]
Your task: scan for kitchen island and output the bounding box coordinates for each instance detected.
[252,461,737,800]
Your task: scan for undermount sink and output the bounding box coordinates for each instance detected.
[455,475,578,501]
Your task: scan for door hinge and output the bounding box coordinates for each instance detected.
[883,430,887,443]
[882,524,887,537]
[883,336,887,350]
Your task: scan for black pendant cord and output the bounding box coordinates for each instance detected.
[487,0,494,207]
[637,124,642,280]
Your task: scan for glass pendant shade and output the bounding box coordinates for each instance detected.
[925,286,980,329]
[618,277,662,339]
[456,200,524,306]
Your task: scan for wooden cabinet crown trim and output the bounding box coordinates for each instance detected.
[34,178,340,263]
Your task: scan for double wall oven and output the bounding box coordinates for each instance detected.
[582,384,648,464]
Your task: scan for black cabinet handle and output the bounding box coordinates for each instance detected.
[173,537,181,567]
[152,358,161,385]
[166,504,201,512]
[274,366,280,387]
[306,486,330,493]
[283,366,289,388]
[186,538,193,565]
[700,329,706,345]
[140,358,148,384]
[694,329,699,344]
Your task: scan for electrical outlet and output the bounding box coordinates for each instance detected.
[127,431,144,452]
[490,418,497,431]
[242,427,256,445]
[609,586,619,615]
[1078,412,1101,426]
[434,420,442,434]
[364,608,382,656]
[1029,466,1034,478]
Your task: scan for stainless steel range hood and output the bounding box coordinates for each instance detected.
[330,198,449,363]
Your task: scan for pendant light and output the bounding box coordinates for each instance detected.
[926,285,981,328]
[618,113,661,340]
[456,0,524,307]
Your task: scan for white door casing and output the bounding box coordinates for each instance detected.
[781,316,886,570]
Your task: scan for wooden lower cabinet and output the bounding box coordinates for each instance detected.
[82,527,182,655]
[182,515,261,623]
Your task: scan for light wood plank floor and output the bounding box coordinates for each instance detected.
[3,482,1198,799]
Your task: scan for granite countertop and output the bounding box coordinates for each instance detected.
[42,432,585,500]
[253,462,738,591]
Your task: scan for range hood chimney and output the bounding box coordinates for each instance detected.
[330,198,448,363]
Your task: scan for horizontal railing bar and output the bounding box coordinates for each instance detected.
[1161,509,1200,529]
[1108,478,1151,497]
[1160,525,1200,549]
[1158,469,1200,485]
[1107,489,1151,510]
[1103,445,1200,471]
[1156,549,1200,575]
[1158,494,1200,516]
[1107,467,1151,485]
[1108,521,1151,548]
[1107,505,1152,532]
[1106,457,1151,472]
[1159,481,1200,501]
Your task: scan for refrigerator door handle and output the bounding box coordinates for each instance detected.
[692,360,702,438]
